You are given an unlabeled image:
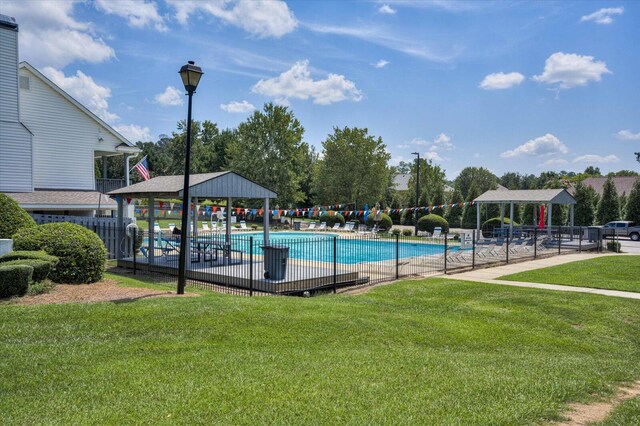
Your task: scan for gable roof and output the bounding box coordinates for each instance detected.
[19,62,137,149]
[474,188,576,204]
[108,171,277,199]
[580,176,638,197]
[392,173,410,190]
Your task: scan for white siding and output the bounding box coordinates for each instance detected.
[19,68,123,190]
[0,23,32,192]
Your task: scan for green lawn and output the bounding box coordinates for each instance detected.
[599,396,640,425]
[500,256,640,293]
[2,274,640,424]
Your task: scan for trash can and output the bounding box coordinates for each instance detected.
[587,226,601,242]
[262,245,289,280]
[293,221,301,231]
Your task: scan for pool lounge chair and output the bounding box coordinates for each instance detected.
[343,222,355,232]
[317,222,327,231]
[202,222,211,233]
[308,222,316,230]
[332,223,341,230]
[168,223,176,232]
[239,220,249,231]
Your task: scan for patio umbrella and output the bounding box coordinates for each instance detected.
[538,204,545,229]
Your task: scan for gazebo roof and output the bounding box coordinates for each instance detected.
[108,171,277,199]
[474,188,576,204]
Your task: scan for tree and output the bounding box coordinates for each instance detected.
[228,103,308,206]
[445,189,464,228]
[595,176,619,224]
[461,183,480,229]
[407,159,447,208]
[454,167,498,200]
[572,181,596,226]
[625,178,640,224]
[583,166,601,176]
[312,126,390,208]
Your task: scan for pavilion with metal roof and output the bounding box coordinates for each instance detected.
[473,188,577,236]
[109,171,277,261]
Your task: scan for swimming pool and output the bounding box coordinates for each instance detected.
[197,232,452,265]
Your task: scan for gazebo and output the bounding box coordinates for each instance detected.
[473,188,577,237]
[109,171,277,261]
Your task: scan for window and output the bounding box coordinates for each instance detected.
[616,223,626,228]
[19,76,30,90]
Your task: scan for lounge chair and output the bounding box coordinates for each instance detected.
[168,223,176,232]
[308,222,316,230]
[343,222,354,232]
[317,222,327,231]
[202,222,211,233]
[332,223,341,230]
[239,220,249,231]
[153,223,161,234]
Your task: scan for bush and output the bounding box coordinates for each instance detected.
[607,241,622,253]
[365,213,392,230]
[481,217,518,238]
[0,250,59,266]
[0,264,32,298]
[0,193,37,239]
[391,229,401,236]
[318,211,345,228]
[13,222,107,284]
[417,214,450,234]
[402,229,413,236]
[1,259,52,283]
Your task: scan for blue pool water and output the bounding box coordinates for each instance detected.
[194,232,452,265]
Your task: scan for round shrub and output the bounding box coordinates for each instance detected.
[402,229,413,236]
[0,193,37,239]
[391,228,401,236]
[0,264,32,298]
[0,250,59,266]
[1,259,52,283]
[318,211,345,228]
[481,217,518,238]
[417,214,450,234]
[13,222,107,284]
[365,213,392,230]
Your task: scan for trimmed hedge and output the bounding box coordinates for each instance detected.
[318,211,345,228]
[0,250,59,266]
[365,213,393,230]
[417,214,450,234]
[13,222,107,284]
[1,259,52,283]
[0,193,37,239]
[402,229,413,236]
[0,264,32,298]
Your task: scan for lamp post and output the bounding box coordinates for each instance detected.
[412,152,420,236]
[177,61,203,295]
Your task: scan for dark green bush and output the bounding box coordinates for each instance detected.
[318,211,345,228]
[481,217,518,238]
[0,250,59,266]
[365,213,392,230]
[402,229,413,236]
[391,229,401,236]
[417,214,450,234]
[0,264,32,298]
[13,222,107,284]
[1,259,52,283]
[0,193,37,239]
[607,241,622,253]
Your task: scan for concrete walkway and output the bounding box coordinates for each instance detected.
[441,252,640,300]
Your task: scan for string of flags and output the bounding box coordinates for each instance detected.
[112,195,475,218]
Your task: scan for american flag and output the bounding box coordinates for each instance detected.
[133,155,151,181]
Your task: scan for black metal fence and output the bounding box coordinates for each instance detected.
[109,225,600,296]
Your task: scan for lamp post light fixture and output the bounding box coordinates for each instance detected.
[412,152,420,236]
[177,60,203,295]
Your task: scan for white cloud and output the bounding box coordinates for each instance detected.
[167,0,297,38]
[479,72,525,90]
[114,124,152,142]
[540,158,569,167]
[252,60,363,105]
[94,0,167,31]
[2,0,115,68]
[532,52,611,89]
[573,154,620,164]
[220,100,256,113]
[373,60,390,69]
[42,67,119,122]
[378,4,397,14]
[581,7,624,25]
[616,130,640,141]
[432,133,453,151]
[154,86,184,106]
[501,133,569,158]
[424,151,444,162]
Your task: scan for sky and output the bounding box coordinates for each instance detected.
[3,0,640,179]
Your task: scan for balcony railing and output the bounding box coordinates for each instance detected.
[96,178,126,194]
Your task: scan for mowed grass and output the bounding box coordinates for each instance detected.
[599,396,640,425]
[500,255,640,293]
[2,274,640,424]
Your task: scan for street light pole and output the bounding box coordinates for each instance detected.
[412,152,420,236]
[177,61,203,295]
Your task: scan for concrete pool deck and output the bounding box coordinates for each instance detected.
[440,252,640,300]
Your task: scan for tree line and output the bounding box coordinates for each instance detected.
[99,102,640,227]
